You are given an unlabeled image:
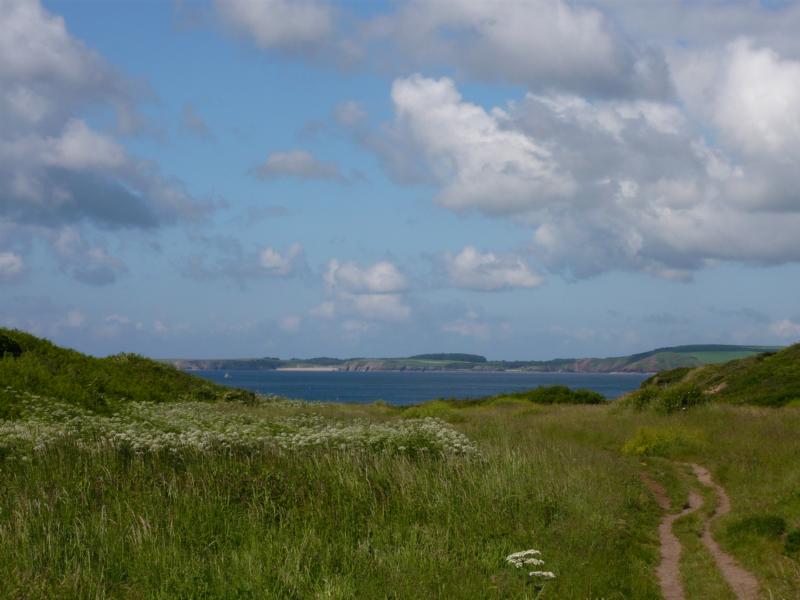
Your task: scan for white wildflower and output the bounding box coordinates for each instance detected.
[528,571,556,579]
[506,548,555,581]
[0,388,481,459]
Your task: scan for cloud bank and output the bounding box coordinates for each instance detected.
[0,0,208,286]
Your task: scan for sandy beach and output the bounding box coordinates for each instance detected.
[275,367,340,372]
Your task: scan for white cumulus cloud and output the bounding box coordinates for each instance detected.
[0,0,208,286]
[0,251,23,280]
[214,0,334,53]
[365,71,800,279]
[259,243,304,276]
[770,319,800,340]
[350,293,410,322]
[366,0,671,98]
[387,75,574,214]
[674,39,800,159]
[324,259,408,294]
[253,149,345,182]
[314,258,411,322]
[443,246,543,291]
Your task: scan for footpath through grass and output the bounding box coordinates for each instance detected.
[528,402,800,598]
[1,330,799,598]
[6,393,799,597]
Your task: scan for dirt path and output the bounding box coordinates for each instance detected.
[688,463,760,600]
[643,464,761,600]
[641,472,703,600]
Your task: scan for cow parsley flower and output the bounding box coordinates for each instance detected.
[528,571,556,579]
[0,389,480,459]
[506,548,556,582]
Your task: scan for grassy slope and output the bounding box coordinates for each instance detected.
[2,333,799,597]
[635,343,800,407]
[1,401,661,599]
[545,403,800,598]
[0,333,657,598]
[0,328,253,417]
[6,401,796,598]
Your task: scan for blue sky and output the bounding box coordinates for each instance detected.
[2,0,800,359]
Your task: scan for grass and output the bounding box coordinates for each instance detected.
[0,328,253,417]
[0,398,661,599]
[632,343,800,407]
[4,394,800,597]
[1,332,799,597]
[679,351,767,364]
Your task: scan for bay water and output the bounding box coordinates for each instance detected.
[195,370,649,405]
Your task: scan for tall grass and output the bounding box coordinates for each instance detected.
[0,401,661,599]
[3,373,799,597]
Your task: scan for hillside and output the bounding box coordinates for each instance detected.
[3,331,800,598]
[163,344,778,373]
[0,328,253,416]
[630,343,800,407]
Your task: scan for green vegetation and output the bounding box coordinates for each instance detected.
[399,386,602,421]
[1,332,799,598]
[727,515,787,539]
[786,530,800,556]
[165,343,779,373]
[621,425,706,457]
[0,328,254,417]
[0,333,22,358]
[419,385,605,408]
[408,353,488,362]
[629,342,800,407]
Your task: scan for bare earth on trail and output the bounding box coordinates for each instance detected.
[641,472,703,600]
[689,463,760,600]
[643,465,761,600]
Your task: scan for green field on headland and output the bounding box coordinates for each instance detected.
[164,344,779,374]
[1,329,798,598]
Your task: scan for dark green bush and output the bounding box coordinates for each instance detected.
[657,383,707,413]
[499,385,604,405]
[0,333,22,358]
[785,529,800,556]
[727,515,786,539]
[622,387,660,410]
[620,382,707,413]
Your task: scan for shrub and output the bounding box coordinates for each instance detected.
[727,515,787,539]
[622,426,706,458]
[0,333,22,358]
[506,385,604,405]
[620,383,708,414]
[785,529,800,557]
[656,383,707,413]
[621,387,660,410]
[402,400,465,422]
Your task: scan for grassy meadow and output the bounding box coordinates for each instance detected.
[1,329,799,598]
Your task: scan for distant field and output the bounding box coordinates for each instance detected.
[678,351,766,363]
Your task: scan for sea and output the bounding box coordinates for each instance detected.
[195,370,649,406]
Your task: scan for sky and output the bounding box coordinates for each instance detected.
[2,0,800,360]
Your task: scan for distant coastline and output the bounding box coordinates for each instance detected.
[162,344,779,375]
[275,367,338,372]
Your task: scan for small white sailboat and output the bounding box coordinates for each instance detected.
[223,372,231,379]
